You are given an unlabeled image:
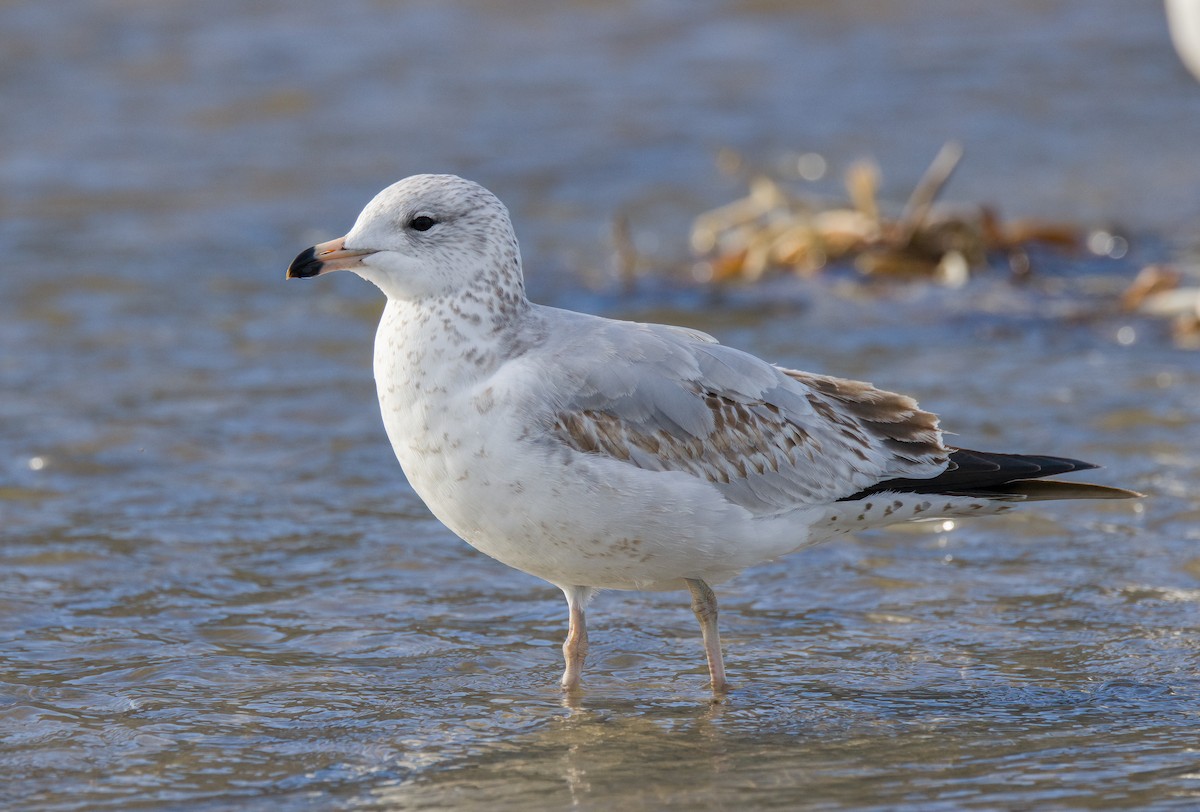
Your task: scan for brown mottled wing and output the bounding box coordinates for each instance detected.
[543,318,950,515]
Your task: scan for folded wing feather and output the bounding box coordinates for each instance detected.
[546,320,951,515]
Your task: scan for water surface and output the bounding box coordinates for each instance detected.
[2,1,1199,809]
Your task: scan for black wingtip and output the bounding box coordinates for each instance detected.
[842,448,1125,501]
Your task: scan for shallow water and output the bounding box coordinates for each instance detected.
[3,1,1200,809]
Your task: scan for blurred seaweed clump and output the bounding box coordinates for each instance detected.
[1121,264,1200,349]
[690,142,1090,287]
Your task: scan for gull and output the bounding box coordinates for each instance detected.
[1167,0,1200,83]
[287,174,1138,694]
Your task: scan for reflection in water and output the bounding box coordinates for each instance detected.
[2,0,1199,809]
[369,671,1200,810]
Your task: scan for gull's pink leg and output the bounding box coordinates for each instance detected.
[560,586,592,691]
[685,578,728,693]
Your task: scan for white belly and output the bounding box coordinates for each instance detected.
[375,367,810,589]
[370,301,823,590]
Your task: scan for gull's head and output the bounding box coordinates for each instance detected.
[287,174,523,301]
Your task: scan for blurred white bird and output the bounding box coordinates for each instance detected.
[1167,0,1200,81]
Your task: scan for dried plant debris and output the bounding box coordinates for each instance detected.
[1121,264,1200,349]
[691,142,1108,287]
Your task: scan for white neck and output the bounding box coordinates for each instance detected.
[369,279,537,510]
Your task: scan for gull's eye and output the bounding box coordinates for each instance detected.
[409,215,437,232]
